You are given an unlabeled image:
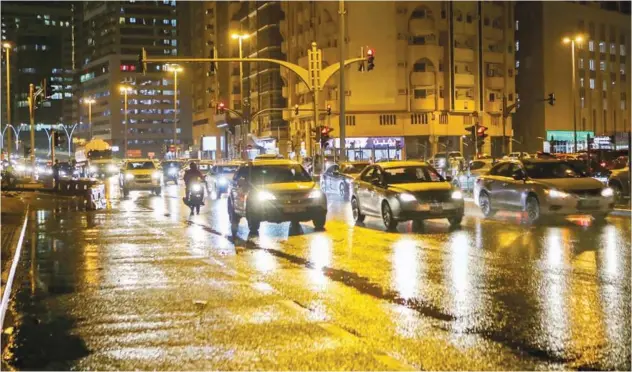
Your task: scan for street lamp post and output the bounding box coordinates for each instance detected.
[167,64,183,155]
[563,35,584,152]
[119,85,133,157]
[231,33,249,159]
[3,42,12,161]
[84,98,95,140]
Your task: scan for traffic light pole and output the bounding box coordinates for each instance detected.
[51,129,55,165]
[338,0,346,162]
[502,95,518,156]
[28,83,36,175]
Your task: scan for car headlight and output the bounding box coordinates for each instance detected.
[399,193,417,202]
[601,187,614,198]
[257,190,276,201]
[308,190,322,199]
[548,189,570,199]
[191,183,202,192]
[152,172,161,179]
[15,165,25,172]
[168,168,177,175]
[218,177,228,185]
[89,166,98,173]
[60,171,66,176]
[451,190,463,200]
[107,164,118,172]
[125,173,134,180]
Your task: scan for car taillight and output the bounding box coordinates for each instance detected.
[600,162,606,167]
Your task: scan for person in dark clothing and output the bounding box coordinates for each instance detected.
[52,159,60,190]
[183,162,205,207]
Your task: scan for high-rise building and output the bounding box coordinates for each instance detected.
[1,1,75,154]
[514,1,631,153]
[281,1,516,160]
[76,0,191,158]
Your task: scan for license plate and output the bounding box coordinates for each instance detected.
[579,199,600,208]
[284,206,306,213]
[430,203,443,213]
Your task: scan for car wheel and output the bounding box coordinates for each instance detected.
[351,197,365,223]
[312,212,326,230]
[123,188,129,197]
[448,215,463,227]
[525,196,541,224]
[479,191,495,218]
[382,202,397,231]
[610,182,623,202]
[339,182,347,199]
[247,217,261,233]
[228,199,240,231]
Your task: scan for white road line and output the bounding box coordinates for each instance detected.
[0,205,29,328]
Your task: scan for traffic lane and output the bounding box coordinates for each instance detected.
[194,193,631,370]
[6,192,403,370]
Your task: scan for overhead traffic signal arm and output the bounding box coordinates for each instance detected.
[547,93,556,106]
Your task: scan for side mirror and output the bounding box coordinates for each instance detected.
[512,171,525,181]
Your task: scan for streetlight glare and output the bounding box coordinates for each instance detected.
[562,37,571,44]
[2,42,12,48]
[84,98,95,104]
[167,64,183,73]
[119,85,132,93]
[575,36,584,43]
[231,33,249,40]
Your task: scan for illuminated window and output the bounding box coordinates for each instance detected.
[44,20,49,25]
[579,58,584,69]
[610,43,616,54]
[588,40,594,51]
[600,61,606,71]
[599,41,606,53]
[515,41,519,52]
[589,78,595,89]
[621,63,626,75]
[602,80,607,90]
[580,77,584,87]
[621,45,626,56]
[589,59,595,71]
[129,17,136,23]
[119,17,125,24]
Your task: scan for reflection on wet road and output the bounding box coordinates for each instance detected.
[3,178,630,370]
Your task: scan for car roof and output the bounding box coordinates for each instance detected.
[376,160,429,168]
[250,159,299,166]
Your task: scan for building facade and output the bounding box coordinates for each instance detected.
[280,1,516,160]
[76,0,191,158]
[514,1,631,153]
[1,2,75,155]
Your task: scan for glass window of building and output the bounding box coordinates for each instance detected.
[600,61,606,71]
[610,43,616,54]
[579,58,584,69]
[589,40,594,51]
[580,77,584,87]
[621,45,626,56]
[602,80,607,90]
[621,63,626,75]
[599,41,606,53]
[589,59,595,71]
[589,78,595,89]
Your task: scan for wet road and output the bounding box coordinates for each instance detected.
[3,178,630,370]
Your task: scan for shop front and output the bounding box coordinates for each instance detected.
[201,136,226,160]
[544,130,595,153]
[332,137,404,161]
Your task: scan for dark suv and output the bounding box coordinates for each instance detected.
[227,160,327,234]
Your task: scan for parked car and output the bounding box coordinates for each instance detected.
[474,159,614,224]
[505,152,531,160]
[227,159,327,233]
[453,158,495,192]
[320,161,370,198]
[350,161,464,230]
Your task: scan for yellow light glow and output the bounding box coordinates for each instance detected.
[562,37,571,44]
[2,42,12,49]
[575,35,584,43]
[231,33,249,40]
[119,85,132,93]
[167,64,183,73]
[84,98,96,104]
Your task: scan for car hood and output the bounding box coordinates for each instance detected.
[388,182,452,193]
[533,177,604,191]
[259,182,315,192]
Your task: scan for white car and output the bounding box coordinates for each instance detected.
[505,152,531,160]
[119,159,163,197]
[453,159,495,191]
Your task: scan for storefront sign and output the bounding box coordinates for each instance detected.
[202,136,217,151]
[334,137,404,149]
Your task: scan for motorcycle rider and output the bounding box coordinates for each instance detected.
[183,162,205,210]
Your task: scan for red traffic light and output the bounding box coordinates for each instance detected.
[321,127,328,135]
[218,102,225,108]
[477,125,488,135]
[367,49,374,56]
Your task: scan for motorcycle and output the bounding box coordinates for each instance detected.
[185,181,205,215]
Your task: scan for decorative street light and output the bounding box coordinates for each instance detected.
[231,33,250,159]
[83,98,96,140]
[119,85,133,157]
[166,64,183,154]
[562,34,585,152]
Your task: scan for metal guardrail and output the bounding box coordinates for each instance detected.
[57,178,106,210]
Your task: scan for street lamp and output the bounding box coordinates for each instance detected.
[83,98,96,140]
[3,41,13,160]
[562,34,585,152]
[166,64,183,154]
[119,85,133,157]
[231,33,249,159]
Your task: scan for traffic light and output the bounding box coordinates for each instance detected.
[476,125,488,152]
[44,79,53,100]
[294,104,299,116]
[547,93,556,106]
[138,48,147,75]
[216,102,225,114]
[311,126,321,141]
[465,125,476,142]
[24,146,30,158]
[320,126,334,148]
[326,104,331,115]
[366,49,375,71]
[208,48,216,75]
[53,131,60,147]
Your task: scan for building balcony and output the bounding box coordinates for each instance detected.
[486,76,504,90]
[411,98,436,111]
[408,44,443,63]
[408,18,436,34]
[486,101,502,113]
[454,99,475,112]
[454,73,475,86]
[454,48,475,62]
[484,27,504,41]
[410,72,436,86]
[484,51,504,64]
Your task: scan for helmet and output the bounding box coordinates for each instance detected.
[189,162,198,170]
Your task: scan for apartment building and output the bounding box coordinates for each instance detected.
[1,2,75,153]
[76,0,191,158]
[514,1,631,153]
[280,1,516,160]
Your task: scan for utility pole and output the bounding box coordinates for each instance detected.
[501,94,518,155]
[51,129,55,165]
[338,0,346,161]
[4,43,12,161]
[28,83,36,175]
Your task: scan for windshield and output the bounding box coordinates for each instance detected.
[250,165,312,184]
[127,161,156,170]
[216,166,238,174]
[523,162,584,179]
[470,161,490,170]
[448,152,463,158]
[163,162,181,168]
[383,166,443,184]
[342,163,369,174]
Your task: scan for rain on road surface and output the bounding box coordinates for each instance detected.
[2,178,630,370]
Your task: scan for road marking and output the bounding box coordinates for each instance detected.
[0,205,29,328]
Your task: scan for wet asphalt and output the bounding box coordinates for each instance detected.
[2,177,630,370]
